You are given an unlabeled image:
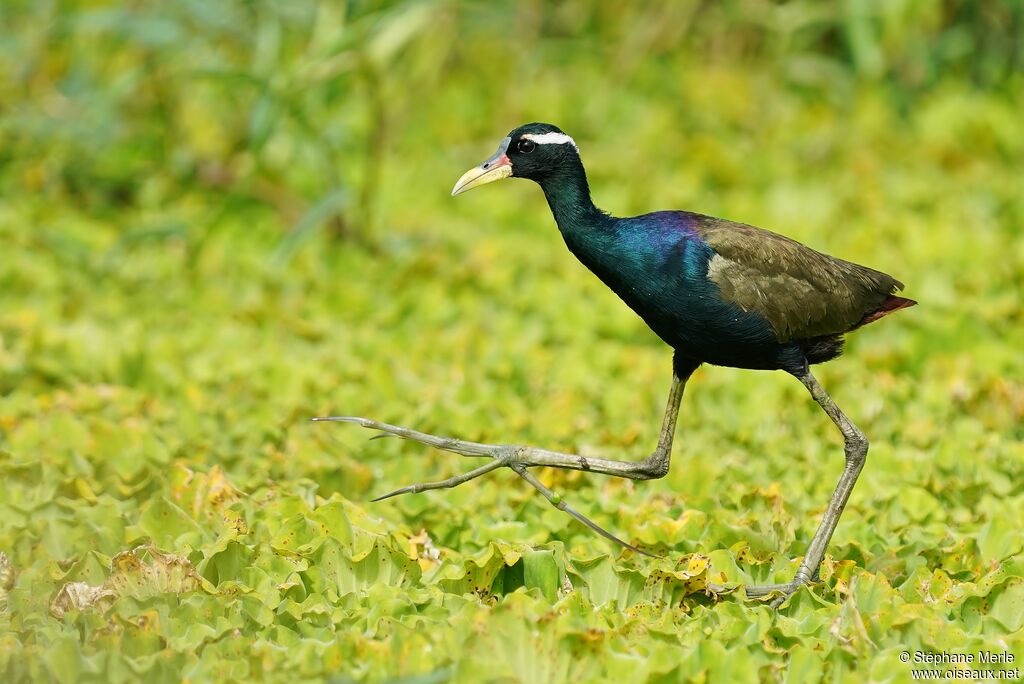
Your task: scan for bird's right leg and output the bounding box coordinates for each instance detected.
[743,368,869,607]
[313,358,699,553]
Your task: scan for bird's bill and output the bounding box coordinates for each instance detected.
[451,137,512,196]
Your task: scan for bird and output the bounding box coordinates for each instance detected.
[314,122,915,607]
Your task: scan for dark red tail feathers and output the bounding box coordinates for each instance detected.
[858,295,917,327]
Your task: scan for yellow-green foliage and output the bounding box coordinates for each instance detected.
[1,1,1022,682]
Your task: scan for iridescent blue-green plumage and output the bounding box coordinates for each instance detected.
[513,122,914,374]
[561,211,786,369]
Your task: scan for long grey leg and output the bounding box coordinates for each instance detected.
[314,360,697,552]
[745,368,869,607]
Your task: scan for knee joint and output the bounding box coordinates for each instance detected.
[844,432,868,466]
[641,453,670,480]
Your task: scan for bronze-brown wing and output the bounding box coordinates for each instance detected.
[696,216,904,342]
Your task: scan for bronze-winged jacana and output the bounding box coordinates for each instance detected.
[315,123,915,607]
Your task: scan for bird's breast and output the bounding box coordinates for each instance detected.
[562,223,785,366]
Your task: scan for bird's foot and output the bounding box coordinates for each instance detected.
[312,415,655,557]
[744,570,818,608]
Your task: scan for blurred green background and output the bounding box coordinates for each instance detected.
[1,1,1022,682]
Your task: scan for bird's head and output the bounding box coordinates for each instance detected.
[451,123,581,196]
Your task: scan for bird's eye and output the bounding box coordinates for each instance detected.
[517,139,536,154]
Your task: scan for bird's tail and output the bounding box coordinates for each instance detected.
[858,295,917,327]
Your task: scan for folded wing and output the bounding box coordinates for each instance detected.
[696,217,907,342]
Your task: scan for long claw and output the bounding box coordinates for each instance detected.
[312,416,495,457]
[370,486,417,502]
[562,500,657,558]
[510,465,657,558]
[369,433,396,441]
[743,582,792,599]
[369,460,505,502]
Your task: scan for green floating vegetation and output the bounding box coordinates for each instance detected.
[3,462,1023,682]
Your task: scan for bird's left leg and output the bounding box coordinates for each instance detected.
[744,367,869,607]
[313,360,698,554]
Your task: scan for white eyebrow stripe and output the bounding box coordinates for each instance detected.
[522,132,578,152]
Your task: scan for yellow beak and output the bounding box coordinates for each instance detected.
[451,136,513,197]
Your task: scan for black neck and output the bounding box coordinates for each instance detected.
[537,160,611,234]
